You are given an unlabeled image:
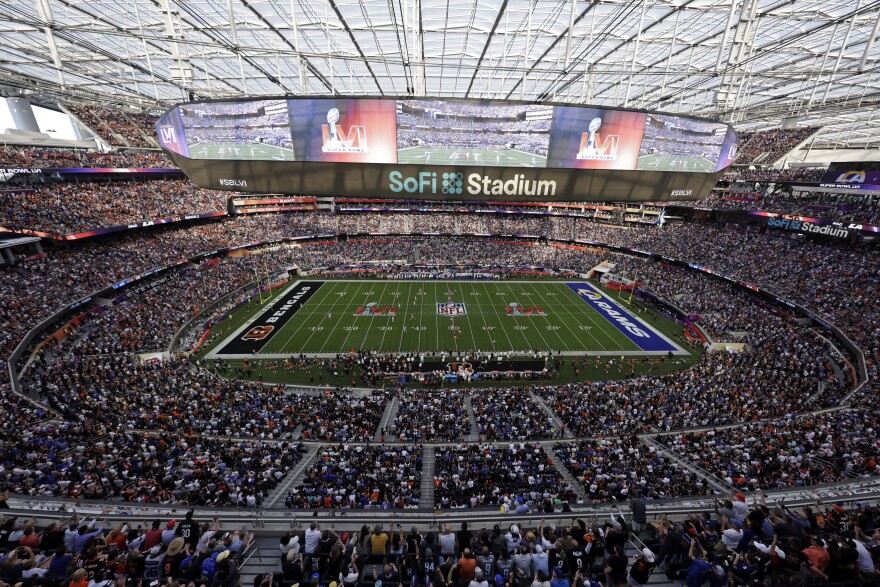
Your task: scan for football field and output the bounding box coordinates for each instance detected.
[637,154,715,172]
[398,146,547,167]
[187,143,295,160]
[205,280,686,359]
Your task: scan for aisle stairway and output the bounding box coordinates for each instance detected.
[464,394,480,441]
[375,395,399,441]
[264,444,321,508]
[529,391,570,438]
[419,446,436,510]
[546,447,589,504]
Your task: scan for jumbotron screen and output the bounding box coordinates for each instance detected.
[158,97,737,202]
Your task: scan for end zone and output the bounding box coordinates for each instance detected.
[207,280,324,358]
[565,282,685,354]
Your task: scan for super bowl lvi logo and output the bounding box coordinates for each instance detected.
[322,108,368,153]
[505,302,547,316]
[354,302,397,316]
[577,117,619,160]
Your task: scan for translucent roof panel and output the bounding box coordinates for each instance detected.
[1,0,878,147]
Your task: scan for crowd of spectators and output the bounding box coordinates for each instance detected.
[7,500,880,586]
[554,437,716,502]
[33,353,304,439]
[0,512,254,587]
[0,206,877,508]
[1,419,304,505]
[299,391,389,442]
[66,104,158,148]
[58,256,286,354]
[692,187,880,225]
[434,443,578,509]
[0,214,333,366]
[735,127,820,164]
[287,445,422,509]
[657,409,880,490]
[0,146,172,168]
[389,388,470,442]
[0,179,228,234]
[536,316,846,434]
[470,388,557,440]
[721,167,828,183]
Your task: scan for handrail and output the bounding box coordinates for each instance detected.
[4,475,880,530]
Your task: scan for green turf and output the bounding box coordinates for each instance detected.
[206,280,686,358]
[197,280,699,387]
[187,142,295,161]
[636,154,715,172]
[397,147,546,168]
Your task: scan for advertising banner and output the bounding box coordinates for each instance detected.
[820,162,880,190]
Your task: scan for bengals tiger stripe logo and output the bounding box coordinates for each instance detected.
[242,325,274,340]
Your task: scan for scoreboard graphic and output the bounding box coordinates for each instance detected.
[158,96,738,202]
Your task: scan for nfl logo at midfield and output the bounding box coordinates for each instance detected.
[437,302,467,316]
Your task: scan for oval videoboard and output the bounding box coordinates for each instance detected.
[157,96,738,203]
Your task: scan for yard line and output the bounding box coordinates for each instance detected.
[527,282,594,353]
[554,283,617,351]
[486,283,518,352]
[416,284,424,352]
[542,282,611,351]
[497,282,555,353]
[473,281,502,353]
[396,282,414,353]
[377,282,403,351]
[271,281,338,354]
[460,283,482,353]
[297,282,351,351]
[433,282,441,350]
[504,282,557,353]
[318,281,368,353]
[357,282,392,351]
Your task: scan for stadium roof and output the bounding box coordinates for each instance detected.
[1,0,880,147]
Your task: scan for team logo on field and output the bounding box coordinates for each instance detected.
[354,303,397,317]
[505,302,547,316]
[437,302,467,316]
[242,325,274,340]
[583,290,603,301]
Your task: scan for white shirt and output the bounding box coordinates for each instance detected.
[855,540,875,573]
[305,528,322,554]
[721,528,742,549]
